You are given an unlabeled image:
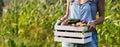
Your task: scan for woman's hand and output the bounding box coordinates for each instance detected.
[88,20,96,32]
[60,15,68,22]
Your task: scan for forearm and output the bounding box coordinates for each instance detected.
[94,16,104,25]
[94,0,105,25]
[60,0,70,21]
[64,0,70,17]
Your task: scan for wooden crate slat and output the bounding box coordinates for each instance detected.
[55,25,88,31]
[54,36,92,44]
[54,21,91,44]
[54,31,92,38]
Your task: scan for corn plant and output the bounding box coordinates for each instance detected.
[0,0,120,47]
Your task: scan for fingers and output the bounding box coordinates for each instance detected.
[88,24,96,32]
[61,19,68,25]
[59,16,68,22]
[88,26,95,32]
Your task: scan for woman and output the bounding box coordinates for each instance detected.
[60,0,105,47]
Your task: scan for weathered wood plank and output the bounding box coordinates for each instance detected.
[54,36,92,44]
[55,25,88,31]
[54,31,92,38]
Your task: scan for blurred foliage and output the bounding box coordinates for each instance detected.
[0,0,120,47]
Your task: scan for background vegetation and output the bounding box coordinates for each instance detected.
[0,0,120,47]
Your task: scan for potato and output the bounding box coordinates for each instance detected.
[72,24,76,26]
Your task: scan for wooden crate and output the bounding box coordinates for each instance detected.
[54,20,92,44]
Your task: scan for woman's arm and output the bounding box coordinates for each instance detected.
[65,0,70,16]
[89,0,105,31]
[94,0,105,25]
[60,0,70,21]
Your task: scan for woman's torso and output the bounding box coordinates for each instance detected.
[69,0,99,20]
